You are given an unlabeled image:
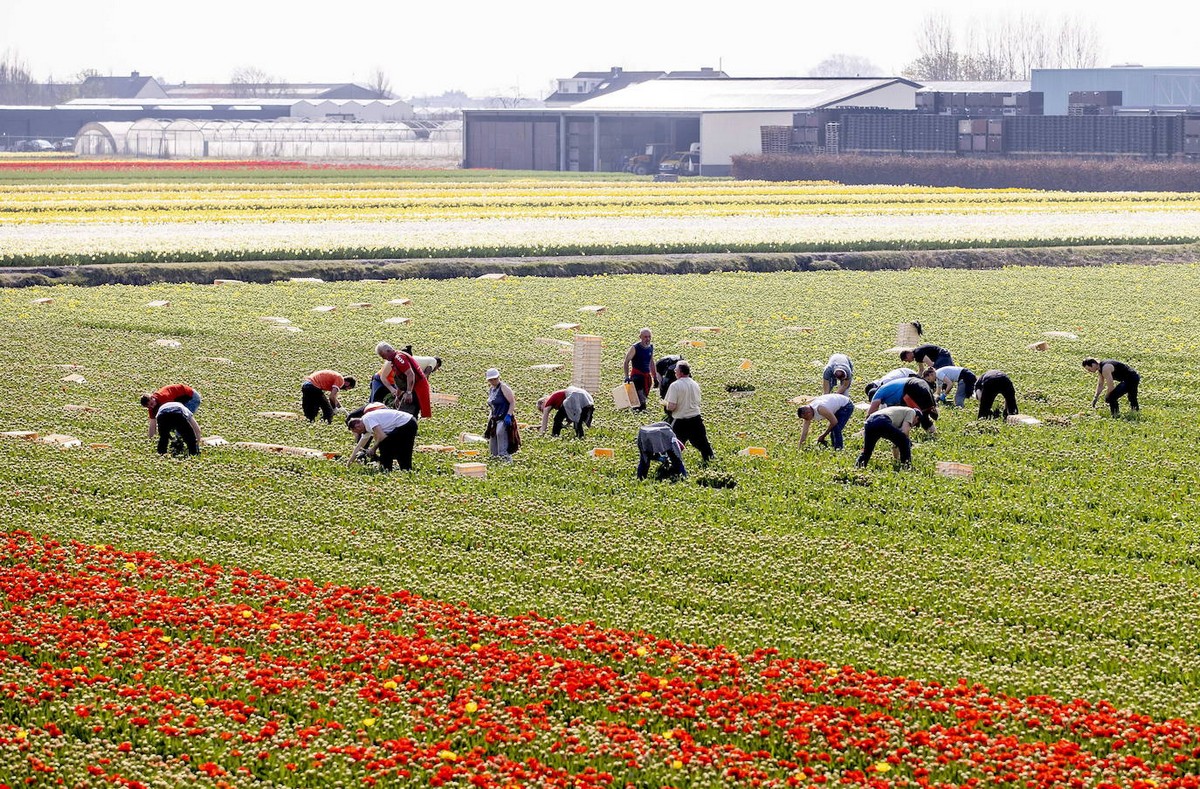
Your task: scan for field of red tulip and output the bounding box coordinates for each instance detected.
[3,531,1199,788]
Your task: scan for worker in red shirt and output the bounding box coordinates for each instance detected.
[373,342,432,418]
[302,370,356,423]
[139,384,201,439]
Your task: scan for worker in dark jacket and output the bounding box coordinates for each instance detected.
[974,370,1019,419]
[867,377,937,418]
[1083,358,1140,416]
[901,343,954,371]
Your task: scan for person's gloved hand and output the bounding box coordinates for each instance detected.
[503,414,514,426]
[625,376,633,383]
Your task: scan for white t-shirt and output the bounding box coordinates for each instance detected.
[361,408,414,435]
[808,393,852,415]
[156,402,193,419]
[665,377,702,419]
[880,367,916,383]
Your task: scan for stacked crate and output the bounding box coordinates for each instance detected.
[957,119,1002,153]
[571,335,602,394]
[760,126,792,155]
[1185,118,1200,156]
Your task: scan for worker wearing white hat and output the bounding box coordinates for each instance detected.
[484,368,517,461]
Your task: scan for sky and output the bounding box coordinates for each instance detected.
[1,0,1195,98]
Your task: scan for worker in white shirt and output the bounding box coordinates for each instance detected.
[796,392,855,450]
[346,407,418,471]
[663,361,714,463]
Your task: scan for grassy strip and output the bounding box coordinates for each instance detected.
[2,243,1197,287]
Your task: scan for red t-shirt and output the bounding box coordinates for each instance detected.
[306,370,345,391]
[150,384,194,416]
[384,351,427,387]
[544,390,567,409]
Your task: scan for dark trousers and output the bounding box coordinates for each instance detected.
[1107,377,1141,415]
[671,415,714,461]
[553,404,594,438]
[374,420,417,471]
[630,370,652,409]
[156,411,198,455]
[369,374,390,404]
[856,415,911,467]
[977,377,1018,419]
[301,381,333,423]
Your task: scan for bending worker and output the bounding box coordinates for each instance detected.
[537,385,595,438]
[934,366,977,409]
[797,392,855,450]
[822,353,854,395]
[302,370,355,423]
[901,342,954,371]
[867,376,937,421]
[856,405,926,469]
[1083,358,1140,417]
[153,401,202,457]
[141,383,201,439]
[974,370,1019,420]
[373,342,432,418]
[346,406,418,472]
[623,329,659,412]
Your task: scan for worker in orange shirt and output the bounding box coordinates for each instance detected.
[301,370,356,423]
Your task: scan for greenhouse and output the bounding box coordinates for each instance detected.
[74,119,462,162]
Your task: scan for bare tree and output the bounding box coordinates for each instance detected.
[367,67,393,99]
[808,54,883,78]
[230,65,285,97]
[904,12,1103,81]
[0,49,35,104]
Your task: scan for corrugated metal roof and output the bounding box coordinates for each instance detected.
[567,78,914,112]
[917,81,1032,93]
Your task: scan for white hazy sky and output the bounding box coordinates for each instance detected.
[1,0,1194,98]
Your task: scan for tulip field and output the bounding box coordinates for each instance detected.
[2,255,1200,786]
[4,163,1200,266]
[2,164,1200,786]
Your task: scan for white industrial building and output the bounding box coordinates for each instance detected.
[464,77,920,174]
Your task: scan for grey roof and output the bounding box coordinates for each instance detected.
[566,77,919,113]
[79,74,166,99]
[917,81,1032,93]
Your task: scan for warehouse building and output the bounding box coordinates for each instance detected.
[1032,67,1200,115]
[464,77,920,175]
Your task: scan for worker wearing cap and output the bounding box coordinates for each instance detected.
[856,406,924,469]
[302,370,356,424]
[623,329,659,412]
[346,407,417,472]
[797,392,855,450]
[537,386,595,438]
[485,368,517,460]
[821,353,854,395]
[1083,358,1140,417]
[140,383,201,440]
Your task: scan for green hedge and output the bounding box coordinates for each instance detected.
[3,244,1196,288]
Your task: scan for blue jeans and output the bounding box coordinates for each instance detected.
[827,401,855,450]
[182,391,201,416]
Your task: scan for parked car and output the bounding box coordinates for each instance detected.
[55,137,75,152]
[657,148,701,176]
[15,139,55,152]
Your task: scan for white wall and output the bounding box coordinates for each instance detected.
[700,111,794,171]
[831,82,917,111]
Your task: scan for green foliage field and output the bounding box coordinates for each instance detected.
[2,264,1199,720]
